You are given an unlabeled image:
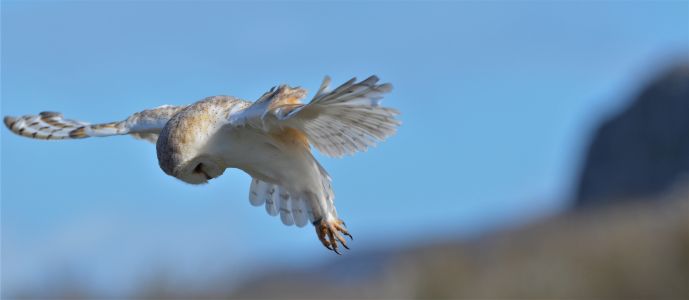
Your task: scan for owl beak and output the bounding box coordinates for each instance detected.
[194,163,213,180]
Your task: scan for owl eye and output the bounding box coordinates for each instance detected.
[193,163,212,180]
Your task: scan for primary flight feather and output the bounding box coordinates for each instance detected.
[3,76,400,254]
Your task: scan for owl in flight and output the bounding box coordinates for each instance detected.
[4,76,399,254]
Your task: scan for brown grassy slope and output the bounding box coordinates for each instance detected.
[230,185,689,299]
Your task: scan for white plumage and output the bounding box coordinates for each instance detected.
[4,76,399,254]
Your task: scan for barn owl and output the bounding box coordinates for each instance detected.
[3,76,399,254]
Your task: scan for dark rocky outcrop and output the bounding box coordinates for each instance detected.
[575,62,689,208]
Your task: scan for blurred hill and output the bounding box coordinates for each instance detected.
[576,62,689,208]
[47,183,686,299]
[228,185,688,299]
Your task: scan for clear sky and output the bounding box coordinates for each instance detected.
[2,0,688,296]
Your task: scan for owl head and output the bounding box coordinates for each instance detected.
[156,100,226,184]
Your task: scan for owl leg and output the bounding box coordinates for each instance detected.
[314,218,353,254]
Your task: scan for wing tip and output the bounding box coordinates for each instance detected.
[378,82,393,93]
[3,116,17,130]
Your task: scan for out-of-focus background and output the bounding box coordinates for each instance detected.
[2,1,688,299]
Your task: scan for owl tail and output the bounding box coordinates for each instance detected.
[248,157,336,228]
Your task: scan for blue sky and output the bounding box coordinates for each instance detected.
[2,0,688,296]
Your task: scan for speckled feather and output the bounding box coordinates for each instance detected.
[3,105,187,142]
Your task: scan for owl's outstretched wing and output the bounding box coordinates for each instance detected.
[229,75,400,157]
[3,105,186,143]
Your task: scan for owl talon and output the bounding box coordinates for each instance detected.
[316,226,333,250]
[315,218,351,254]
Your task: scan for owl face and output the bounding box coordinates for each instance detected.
[174,155,225,184]
[156,128,225,185]
[155,99,230,184]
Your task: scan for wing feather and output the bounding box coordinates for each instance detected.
[4,105,186,143]
[228,75,400,157]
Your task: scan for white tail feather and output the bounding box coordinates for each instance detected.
[264,185,278,216]
[249,178,265,206]
[291,198,309,227]
[248,177,320,228]
[278,187,294,226]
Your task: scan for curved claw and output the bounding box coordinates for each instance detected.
[315,224,333,250]
[314,218,352,254]
[341,242,350,250]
